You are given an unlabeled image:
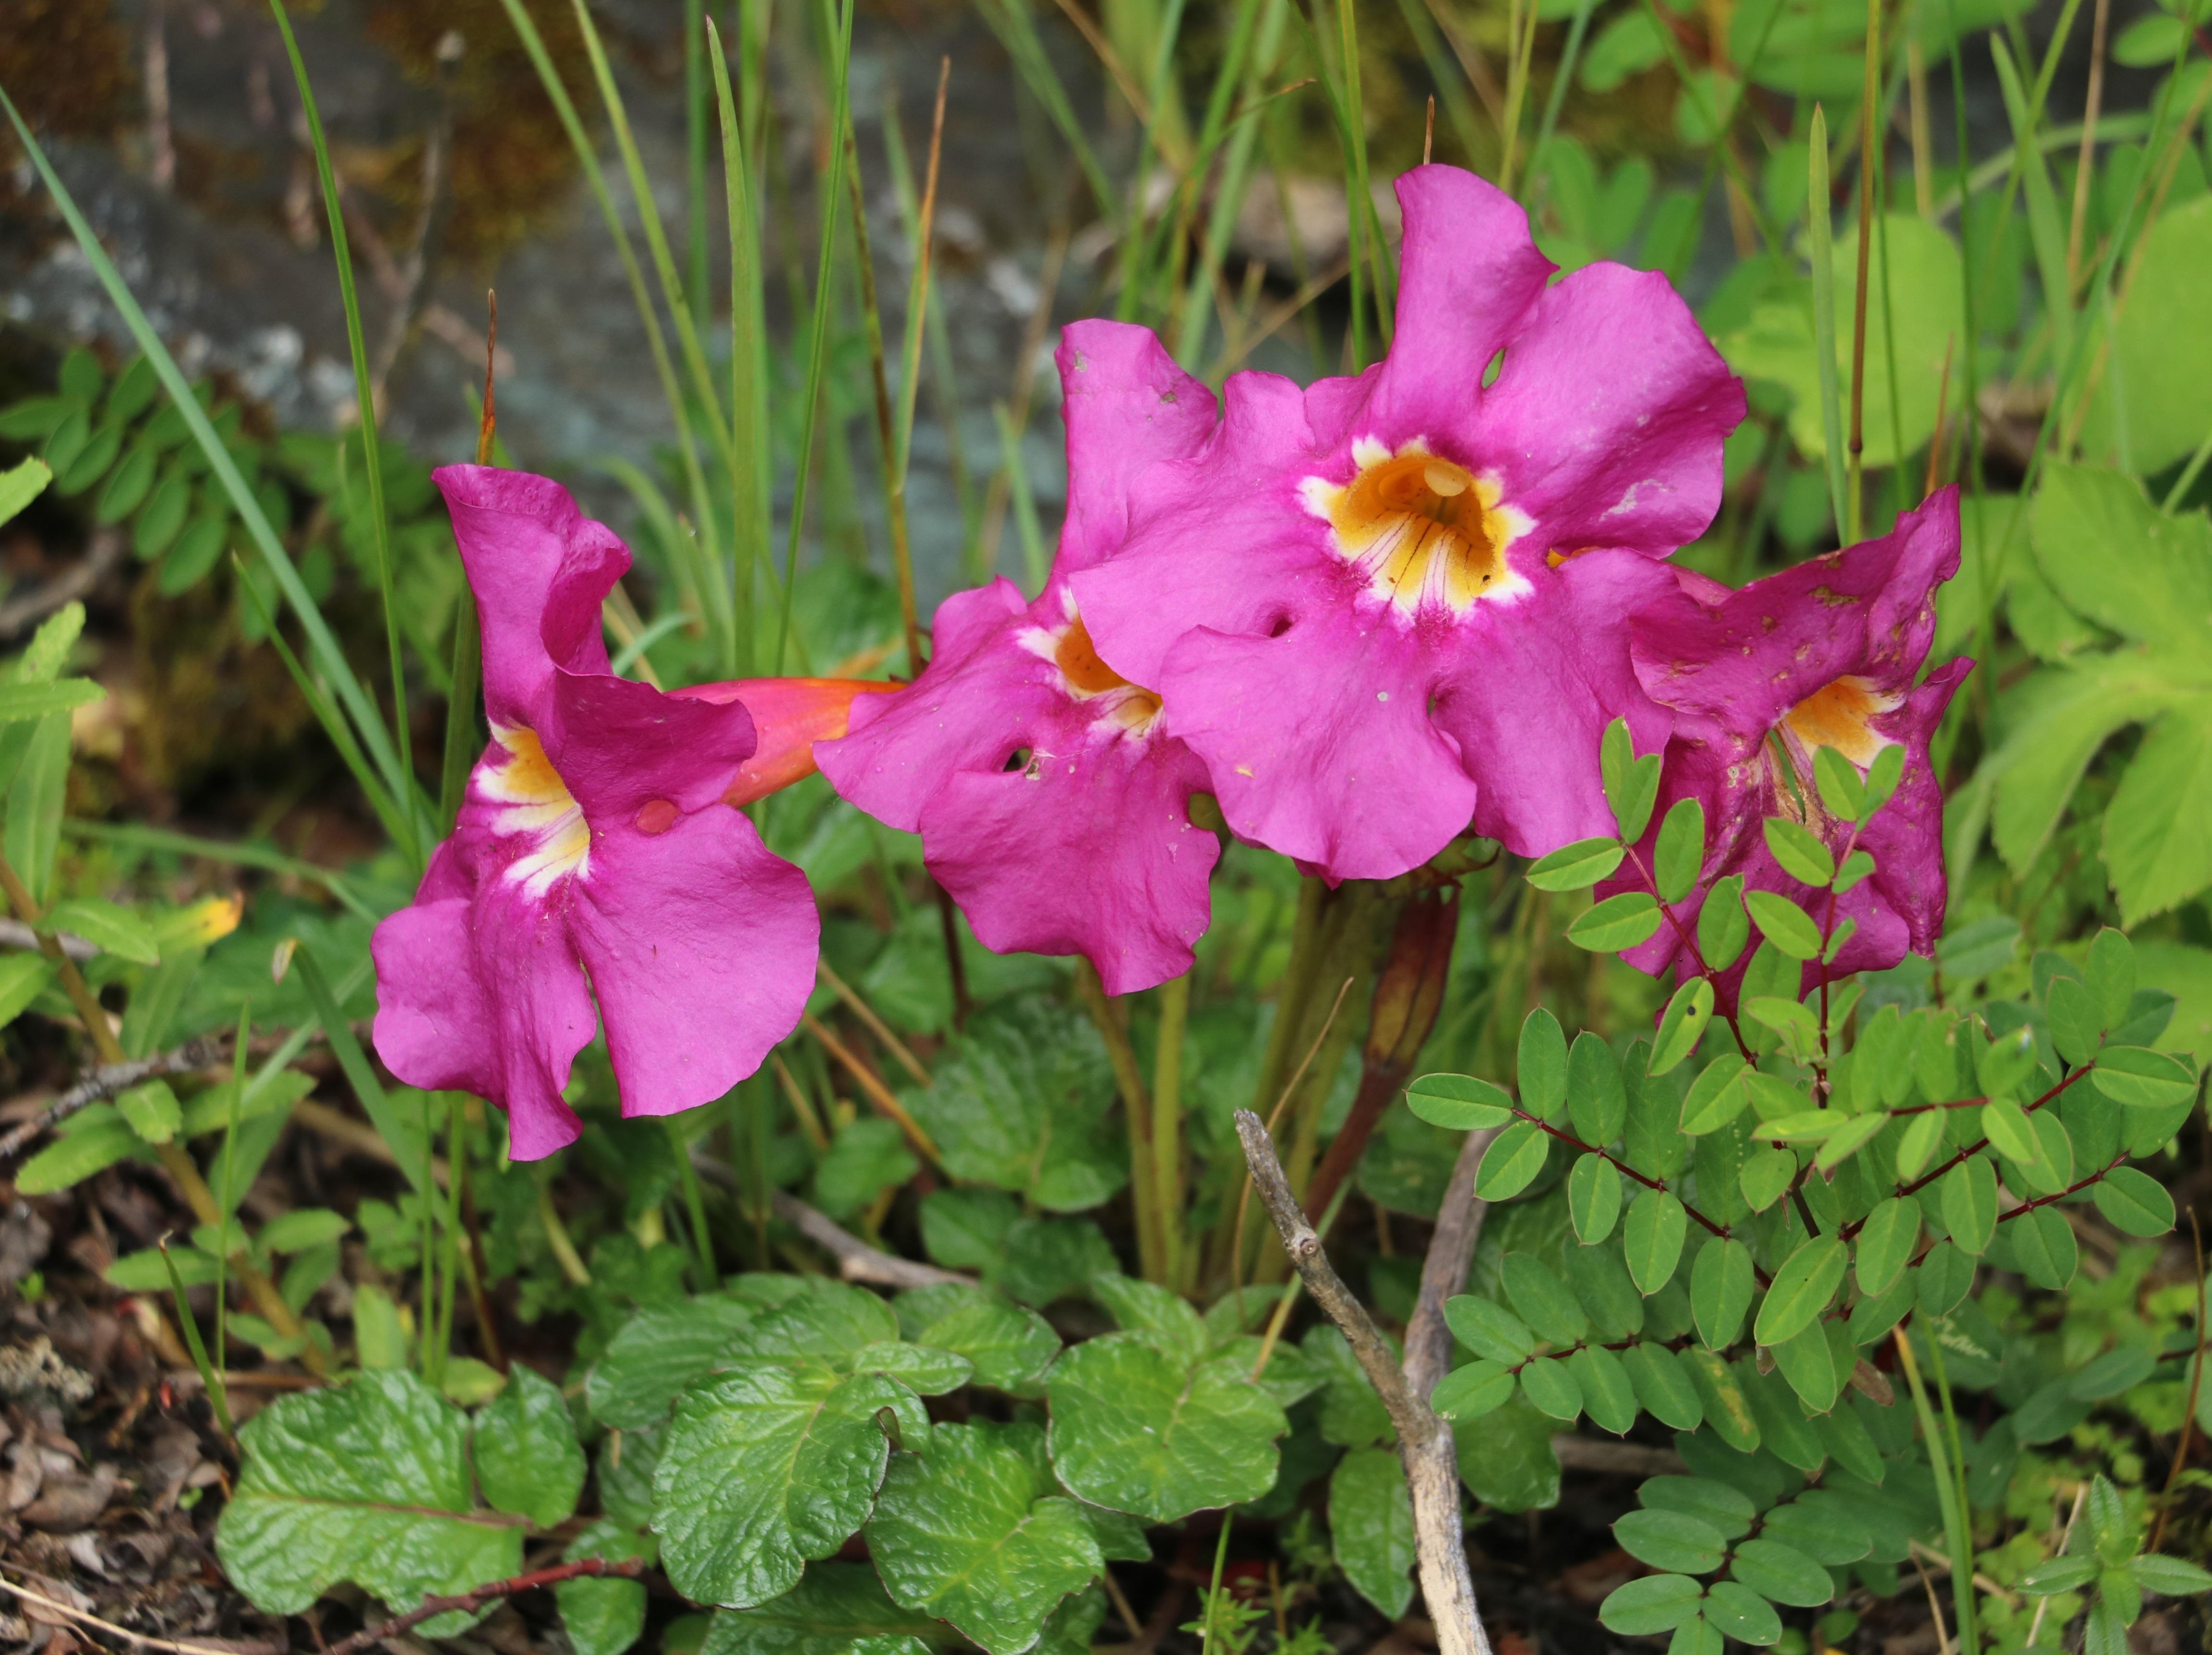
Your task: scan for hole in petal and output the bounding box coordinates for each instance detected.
[1482,348,1506,388]
[1004,747,1033,772]
[634,798,680,835]
[1269,612,1294,638]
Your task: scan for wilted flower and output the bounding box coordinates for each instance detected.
[1067,164,1747,882]
[372,467,841,1160]
[815,323,1222,995]
[1609,486,1973,988]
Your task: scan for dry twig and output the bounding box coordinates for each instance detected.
[1235,1110,1491,1655]
[768,1189,973,1291]
[0,1034,232,1161]
[0,1571,277,1655]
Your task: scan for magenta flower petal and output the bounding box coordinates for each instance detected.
[435,465,625,723]
[919,715,1217,995]
[1152,612,1477,881]
[374,469,820,1160]
[1474,262,1747,552]
[817,578,1217,993]
[1071,165,1743,880]
[569,805,819,1118]
[1603,489,1973,992]
[1057,320,1220,573]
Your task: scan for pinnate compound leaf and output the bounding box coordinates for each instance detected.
[1430,1359,1516,1423]
[654,1362,906,1608]
[474,1365,585,1528]
[2091,1046,2199,1108]
[1691,1238,1756,1349]
[1527,837,1625,891]
[1755,1237,1846,1346]
[1702,1582,1782,1645]
[1622,1189,1689,1295]
[1599,1574,1704,1635]
[1474,1121,1549,1199]
[1652,978,1716,1076]
[1744,890,1822,959]
[1854,1198,1919,1296]
[1329,1449,1417,1619]
[2092,1166,2177,1236]
[215,1370,520,1621]
[1730,1538,1834,1607]
[697,1564,944,1655]
[1569,892,1663,952]
[1406,1073,1517,1130]
[1615,1509,1727,1574]
[1654,798,1707,904]
[1045,1335,1286,1522]
[866,1422,1101,1655]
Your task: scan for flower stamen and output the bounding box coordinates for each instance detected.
[1302,439,1530,617]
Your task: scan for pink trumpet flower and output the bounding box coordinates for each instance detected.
[372,467,870,1160]
[815,322,1224,995]
[1068,164,1747,882]
[1606,487,1973,990]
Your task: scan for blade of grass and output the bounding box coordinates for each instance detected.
[994,401,1051,593]
[269,1,414,863]
[777,0,856,674]
[1395,0,1491,170]
[0,90,411,837]
[1990,36,2077,387]
[495,0,730,665]
[159,1239,232,1438]
[1176,0,1294,367]
[440,588,480,834]
[293,941,432,1193]
[63,818,377,923]
[214,1004,248,1404]
[1524,0,1598,200]
[972,0,1118,216]
[1846,0,1881,541]
[1809,107,1851,542]
[708,15,766,678]
[684,0,711,320]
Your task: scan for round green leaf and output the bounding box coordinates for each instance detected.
[1568,1152,1624,1245]
[1568,1343,1639,1435]
[1730,1538,1835,1607]
[1502,1253,1588,1344]
[1699,875,1750,968]
[1895,1109,1945,1180]
[1518,1355,1584,1422]
[1623,1189,1689,1294]
[1567,1031,1628,1145]
[1622,1343,1704,1430]
[2091,1046,2198,1109]
[1755,1236,1847,1347]
[1518,1008,1569,1121]
[1703,1582,1783,1645]
[1940,1155,2000,1256]
[1738,1146,1795,1212]
[1045,1336,1287,1523]
[1598,1574,1705,1636]
[475,1365,586,1530]
[1474,1121,1550,1200]
[1407,1073,1517,1130]
[1745,889,1823,959]
[1615,1509,1727,1574]
[2091,1166,2176,1237]
[1431,1359,1518,1423]
[2010,1203,2079,1290]
[1569,891,1664,952]
[1527,837,1627,891]
[1444,1296,1537,1364]
[1669,1615,1725,1655]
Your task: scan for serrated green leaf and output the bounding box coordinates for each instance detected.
[17,1116,140,1194]
[1329,1449,1417,1619]
[116,1079,182,1145]
[1567,1152,1624,1245]
[2092,1166,2176,1236]
[1526,837,1626,891]
[1745,890,1823,959]
[1569,891,1663,952]
[1598,1574,1704,1635]
[2131,1554,2212,1597]
[1854,1198,1919,1295]
[696,1565,943,1655]
[1614,1509,1727,1574]
[849,1343,974,1396]
[0,952,51,1025]
[2020,1556,2099,1595]
[897,1285,1060,1398]
[1044,1336,1286,1523]
[475,1365,586,1529]
[866,1421,1102,1655]
[655,1361,905,1607]
[1406,1073,1517,1130]
[1430,1358,1517,1422]
[1940,1156,1999,1255]
[1518,1008,1568,1121]
[1763,818,1837,887]
[1699,875,1750,969]
[1651,977,1715,1076]
[1443,1296,1537,1364]
[2090,1045,2199,1108]
[1474,1120,1550,1199]
[1622,1189,1689,1294]
[1731,1537,1835,1607]
[1092,1274,1207,1366]
[1755,1237,1847,1347]
[1654,799,1707,904]
[215,1370,520,1622]
[557,1520,654,1655]
[1691,1238,1756,1349]
[586,1298,756,1430]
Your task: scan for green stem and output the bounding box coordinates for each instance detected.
[1809,107,1851,543]
[1895,1327,1979,1655]
[671,1117,720,1290]
[1152,971,1192,1293]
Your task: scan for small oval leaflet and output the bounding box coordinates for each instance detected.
[1406,1072,1517,1131]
